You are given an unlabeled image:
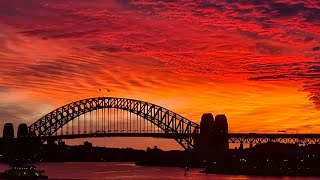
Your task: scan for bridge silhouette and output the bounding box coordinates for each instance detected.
[11,97,320,150]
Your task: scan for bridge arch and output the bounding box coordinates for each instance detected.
[28,97,199,149]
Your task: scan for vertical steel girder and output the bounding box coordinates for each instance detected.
[28,97,200,149]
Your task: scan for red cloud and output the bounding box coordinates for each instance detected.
[0,0,320,136]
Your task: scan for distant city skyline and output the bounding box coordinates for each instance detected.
[0,0,320,149]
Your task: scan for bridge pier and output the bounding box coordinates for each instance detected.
[195,113,229,152]
[0,123,43,162]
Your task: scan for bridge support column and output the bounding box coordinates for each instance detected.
[240,143,244,150]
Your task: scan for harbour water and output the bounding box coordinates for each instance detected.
[0,162,319,180]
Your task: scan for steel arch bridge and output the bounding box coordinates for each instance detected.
[28,97,200,149]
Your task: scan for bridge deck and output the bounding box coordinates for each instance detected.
[43,133,187,140]
[40,132,320,141]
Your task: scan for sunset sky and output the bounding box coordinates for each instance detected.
[0,0,320,149]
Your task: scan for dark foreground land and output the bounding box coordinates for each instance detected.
[2,139,320,176]
[203,143,320,176]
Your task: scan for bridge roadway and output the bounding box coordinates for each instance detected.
[39,132,320,145]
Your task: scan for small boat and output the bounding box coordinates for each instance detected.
[0,164,48,179]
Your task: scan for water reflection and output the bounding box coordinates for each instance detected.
[0,162,318,180]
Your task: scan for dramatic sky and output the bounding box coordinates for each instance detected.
[0,0,320,149]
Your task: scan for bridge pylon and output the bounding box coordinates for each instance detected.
[194,113,229,152]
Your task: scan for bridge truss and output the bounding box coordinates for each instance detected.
[28,97,199,149]
[228,133,320,146]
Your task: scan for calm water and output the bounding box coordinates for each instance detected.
[0,162,319,180]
